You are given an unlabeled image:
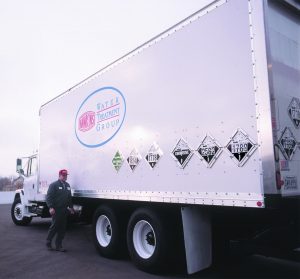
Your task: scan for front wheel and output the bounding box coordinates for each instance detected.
[11,199,32,226]
[127,208,171,273]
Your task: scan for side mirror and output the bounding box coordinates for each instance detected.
[16,158,22,173]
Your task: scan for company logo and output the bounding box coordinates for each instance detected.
[75,87,126,148]
[78,111,96,132]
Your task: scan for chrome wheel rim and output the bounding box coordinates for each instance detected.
[14,203,24,221]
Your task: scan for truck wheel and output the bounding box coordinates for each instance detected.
[93,205,125,258]
[11,199,32,226]
[127,208,169,273]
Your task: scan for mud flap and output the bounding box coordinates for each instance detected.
[181,207,212,274]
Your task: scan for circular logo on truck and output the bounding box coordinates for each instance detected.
[75,87,126,148]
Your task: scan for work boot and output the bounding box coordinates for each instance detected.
[46,241,53,251]
[55,247,66,252]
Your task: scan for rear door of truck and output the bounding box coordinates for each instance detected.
[266,0,300,197]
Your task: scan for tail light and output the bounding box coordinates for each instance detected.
[276,170,284,190]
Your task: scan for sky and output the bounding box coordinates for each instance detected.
[0,0,212,177]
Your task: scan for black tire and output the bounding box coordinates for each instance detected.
[11,199,32,226]
[93,205,126,258]
[127,208,171,273]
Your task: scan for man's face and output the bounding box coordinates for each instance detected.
[59,174,68,181]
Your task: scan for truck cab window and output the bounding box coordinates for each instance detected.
[22,157,37,177]
[22,159,30,177]
[28,157,37,177]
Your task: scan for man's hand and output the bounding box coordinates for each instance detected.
[68,207,75,215]
[49,208,55,216]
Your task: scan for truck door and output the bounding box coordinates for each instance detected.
[23,156,38,201]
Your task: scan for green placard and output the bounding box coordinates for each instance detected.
[112,151,124,172]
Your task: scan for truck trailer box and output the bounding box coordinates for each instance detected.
[38,0,300,204]
[12,0,299,274]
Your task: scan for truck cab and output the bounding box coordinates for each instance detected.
[11,154,49,225]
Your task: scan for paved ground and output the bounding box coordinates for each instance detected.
[0,204,299,279]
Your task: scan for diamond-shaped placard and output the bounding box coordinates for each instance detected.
[197,135,222,168]
[288,97,300,129]
[145,143,163,169]
[278,127,297,160]
[171,138,193,169]
[127,148,142,171]
[112,150,124,172]
[226,129,257,166]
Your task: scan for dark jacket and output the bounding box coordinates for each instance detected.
[46,180,73,209]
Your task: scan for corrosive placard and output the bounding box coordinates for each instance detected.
[172,138,193,169]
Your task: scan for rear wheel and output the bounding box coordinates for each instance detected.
[93,205,125,258]
[11,199,32,226]
[127,208,171,273]
[133,220,156,259]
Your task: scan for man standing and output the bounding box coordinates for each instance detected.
[46,169,74,252]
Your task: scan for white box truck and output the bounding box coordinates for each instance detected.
[11,0,299,274]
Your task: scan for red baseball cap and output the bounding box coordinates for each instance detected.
[59,169,69,176]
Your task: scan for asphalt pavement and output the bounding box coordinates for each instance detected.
[0,204,299,279]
